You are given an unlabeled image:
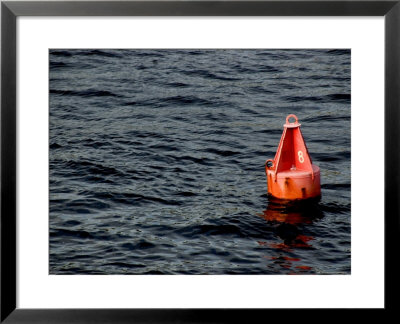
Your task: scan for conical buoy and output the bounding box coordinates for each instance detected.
[265,114,321,200]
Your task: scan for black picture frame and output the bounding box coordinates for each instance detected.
[1,0,398,322]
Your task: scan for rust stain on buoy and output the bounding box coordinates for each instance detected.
[265,114,321,200]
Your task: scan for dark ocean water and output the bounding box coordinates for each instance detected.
[49,49,351,275]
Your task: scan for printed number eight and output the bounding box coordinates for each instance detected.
[298,150,304,163]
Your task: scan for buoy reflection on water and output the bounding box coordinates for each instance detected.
[258,197,324,274]
[261,196,323,225]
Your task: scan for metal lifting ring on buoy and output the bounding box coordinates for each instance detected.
[286,114,298,125]
[265,159,274,169]
[284,114,301,128]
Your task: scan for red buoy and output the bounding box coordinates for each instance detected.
[265,114,321,200]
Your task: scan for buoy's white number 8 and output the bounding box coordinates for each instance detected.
[298,150,305,163]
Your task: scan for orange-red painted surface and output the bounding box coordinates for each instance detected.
[265,114,321,200]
